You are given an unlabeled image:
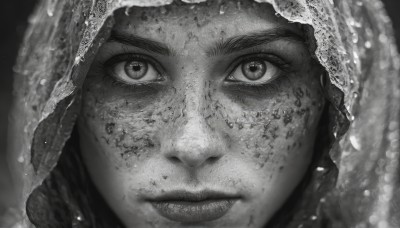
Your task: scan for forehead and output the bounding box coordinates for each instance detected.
[112,0,302,47]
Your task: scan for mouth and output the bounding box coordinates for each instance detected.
[148,190,240,223]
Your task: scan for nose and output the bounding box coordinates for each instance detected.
[164,85,224,169]
[164,115,224,169]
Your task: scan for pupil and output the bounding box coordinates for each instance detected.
[241,60,266,81]
[249,64,258,72]
[132,63,142,71]
[124,60,148,79]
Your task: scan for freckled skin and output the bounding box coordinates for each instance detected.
[78,1,325,228]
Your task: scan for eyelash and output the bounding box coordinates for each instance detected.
[101,52,291,91]
[102,53,165,88]
[227,53,290,78]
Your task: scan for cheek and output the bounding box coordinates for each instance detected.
[78,86,181,169]
[212,82,324,177]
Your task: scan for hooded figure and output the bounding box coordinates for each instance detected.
[6,0,400,227]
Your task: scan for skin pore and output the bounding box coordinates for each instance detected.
[77,1,325,227]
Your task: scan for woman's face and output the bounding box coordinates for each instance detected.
[78,1,324,227]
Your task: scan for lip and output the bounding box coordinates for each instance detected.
[148,190,240,223]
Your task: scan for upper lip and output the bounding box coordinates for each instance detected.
[148,190,240,202]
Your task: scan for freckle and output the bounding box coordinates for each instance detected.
[144,118,156,124]
[295,99,301,107]
[272,109,281,119]
[283,109,293,125]
[247,215,254,226]
[254,152,261,158]
[294,87,304,98]
[305,89,311,97]
[105,123,115,134]
[162,175,168,180]
[279,166,284,171]
[151,180,157,186]
[141,12,148,21]
[101,136,110,144]
[285,129,294,139]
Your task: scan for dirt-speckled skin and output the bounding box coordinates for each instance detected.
[78,1,325,227]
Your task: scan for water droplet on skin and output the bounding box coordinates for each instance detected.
[76,216,83,221]
[125,7,130,16]
[40,79,47,85]
[17,156,24,163]
[316,167,325,172]
[225,120,234,128]
[365,41,372,48]
[349,135,361,150]
[160,7,167,15]
[236,1,242,10]
[105,123,115,134]
[219,3,226,15]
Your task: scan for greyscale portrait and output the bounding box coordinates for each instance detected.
[0,0,400,227]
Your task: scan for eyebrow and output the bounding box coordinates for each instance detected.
[109,30,173,56]
[108,27,305,57]
[206,27,305,56]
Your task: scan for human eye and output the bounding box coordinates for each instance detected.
[225,54,284,85]
[105,54,164,85]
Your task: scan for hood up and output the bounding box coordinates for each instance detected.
[7,0,400,227]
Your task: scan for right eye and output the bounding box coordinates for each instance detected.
[106,54,163,85]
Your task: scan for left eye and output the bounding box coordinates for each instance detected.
[226,59,281,84]
[108,57,161,84]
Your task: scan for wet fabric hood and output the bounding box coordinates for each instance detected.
[7,0,400,227]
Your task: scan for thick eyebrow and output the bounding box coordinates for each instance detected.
[206,28,305,57]
[108,30,174,56]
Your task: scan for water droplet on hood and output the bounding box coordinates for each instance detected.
[17,156,24,163]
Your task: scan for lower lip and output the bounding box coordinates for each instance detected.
[151,199,237,223]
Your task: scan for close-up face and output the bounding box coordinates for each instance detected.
[77,1,325,227]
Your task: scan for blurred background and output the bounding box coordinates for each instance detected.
[0,0,399,225]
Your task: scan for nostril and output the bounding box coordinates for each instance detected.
[168,156,181,164]
[207,156,220,164]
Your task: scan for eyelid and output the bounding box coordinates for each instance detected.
[227,53,291,76]
[104,53,166,79]
[224,53,290,85]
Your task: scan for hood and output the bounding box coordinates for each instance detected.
[7,0,400,227]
